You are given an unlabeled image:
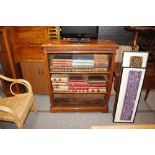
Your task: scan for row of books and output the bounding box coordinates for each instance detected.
[49,54,109,72]
[51,74,107,93]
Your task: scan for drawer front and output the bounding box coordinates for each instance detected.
[12,26,48,43]
[15,45,44,62]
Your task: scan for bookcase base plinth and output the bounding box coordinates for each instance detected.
[50,104,108,112]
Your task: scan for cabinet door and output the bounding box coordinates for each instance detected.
[20,60,48,94]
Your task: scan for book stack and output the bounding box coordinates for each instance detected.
[51,74,69,92]
[94,54,109,71]
[87,75,106,93]
[72,54,94,72]
[68,75,88,92]
[50,54,72,72]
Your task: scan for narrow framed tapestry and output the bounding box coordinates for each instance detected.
[113,51,148,123]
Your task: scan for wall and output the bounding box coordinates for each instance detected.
[98,26,134,45]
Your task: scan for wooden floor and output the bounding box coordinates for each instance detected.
[92,124,155,129]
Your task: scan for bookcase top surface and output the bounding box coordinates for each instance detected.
[42,39,118,49]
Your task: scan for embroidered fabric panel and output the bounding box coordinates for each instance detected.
[130,56,143,67]
[120,70,142,120]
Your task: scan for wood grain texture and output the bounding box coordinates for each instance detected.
[20,60,49,94]
[43,40,118,112]
[92,124,155,129]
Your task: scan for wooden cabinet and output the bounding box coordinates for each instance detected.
[9,26,60,94]
[43,40,118,112]
[20,60,48,94]
[11,26,48,44]
[0,27,19,95]
[10,26,49,62]
[1,26,61,95]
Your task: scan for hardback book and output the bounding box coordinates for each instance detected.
[88,83,106,87]
[53,86,69,90]
[52,82,68,86]
[88,75,106,83]
[51,74,68,82]
[69,75,86,82]
[94,54,109,67]
[51,68,72,72]
[93,67,108,72]
[72,62,94,66]
[52,62,72,66]
[72,54,94,61]
[69,89,89,93]
[88,88,106,93]
[50,66,72,69]
[69,86,88,90]
[69,83,88,87]
[53,54,72,60]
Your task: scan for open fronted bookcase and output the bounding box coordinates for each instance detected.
[43,40,118,112]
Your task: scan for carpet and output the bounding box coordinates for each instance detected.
[0,91,155,129]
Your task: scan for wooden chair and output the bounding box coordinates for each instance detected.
[0,74,37,128]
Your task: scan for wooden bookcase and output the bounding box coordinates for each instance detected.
[43,40,118,112]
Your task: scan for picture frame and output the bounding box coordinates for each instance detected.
[113,51,149,123]
[122,52,148,68]
[113,67,146,122]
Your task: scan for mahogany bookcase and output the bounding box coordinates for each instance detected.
[42,40,118,112]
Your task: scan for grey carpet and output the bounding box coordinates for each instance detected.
[0,90,155,129]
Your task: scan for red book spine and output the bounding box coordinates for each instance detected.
[69,80,86,82]
[69,87,88,90]
[88,83,106,87]
[69,84,88,87]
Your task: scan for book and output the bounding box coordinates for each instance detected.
[88,83,106,87]
[69,89,88,93]
[88,88,106,93]
[51,74,68,82]
[53,86,69,90]
[72,54,94,61]
[53,54,72,60]
[52,82,68,86]
[88,75,106,83]
[69,75,86,82]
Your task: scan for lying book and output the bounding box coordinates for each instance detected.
[52,82,68,86]
[88,88,106,93]
[53,54,72,60]
[69,75,86,82]
[51,74,68,82]
[88,83,106,87]
[72,62,94,66]
[88,75,106,83]
[69,89,89,93]
[72,54,94,61]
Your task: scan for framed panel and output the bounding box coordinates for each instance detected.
[113,68,146,122]
[122,52,148,68]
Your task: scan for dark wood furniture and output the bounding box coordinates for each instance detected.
[43,40,118,112]
[123,26,155,99]
[113,62,155,101]
[0,27,19,95]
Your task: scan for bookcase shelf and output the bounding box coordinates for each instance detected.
[52,92,107,94]
[50,71,111,74]
[43,40,118,112]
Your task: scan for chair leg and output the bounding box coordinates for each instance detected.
[32,100,37,113]
[144,89,150,101]
[16,122,24,129]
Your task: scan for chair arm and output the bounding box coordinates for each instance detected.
[0,105,15,115]
[0,74,33,95]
